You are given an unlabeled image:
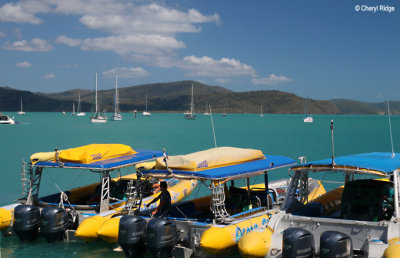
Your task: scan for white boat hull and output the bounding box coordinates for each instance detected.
[77,112,86,116]
[0,119,15,124]
[304,116,313,123]
[0,114,15,124]
[91,115,107,123]
[142,112,151,116]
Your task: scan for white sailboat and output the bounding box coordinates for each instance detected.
[204,101,210,116]
[76,94,86,116]
[142,94,151,116]
[17,97,26,115]
[222,104,227,117]
[260,104,263,118]
[184,84,196,120]
[90,73,107,123]
[303,97,313,123]
[111,75,122,121]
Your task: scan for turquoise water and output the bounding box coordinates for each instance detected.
[0,112,399,257]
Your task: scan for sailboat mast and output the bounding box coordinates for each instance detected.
[114,75,118,115]
[20,97,23,112]
[95,73,99,113]
[190,84,194,114]
[77,94,81,112]
[145,94,148,112]
[304,98,308,115]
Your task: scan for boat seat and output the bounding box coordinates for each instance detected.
[340,179,393,222]
[226,186,273,209]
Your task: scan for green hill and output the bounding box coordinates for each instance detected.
[1,81,399,114]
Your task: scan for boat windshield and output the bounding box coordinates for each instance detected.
[286,170,394,222]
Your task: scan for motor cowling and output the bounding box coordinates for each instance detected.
[146,218,178,258]
[118,215,147,257]
[320,231,353,258]
[40,206,68,242]
[13,205,40,242]
[283,228,314,258]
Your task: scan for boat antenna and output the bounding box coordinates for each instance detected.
[387,100,395,157]
[330,120,336,166]
[209,104,217,148]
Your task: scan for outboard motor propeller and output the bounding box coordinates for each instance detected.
[40,206,68,243]
[146,218,178,258]
[13,205,40,242]
[283,228,315,258]
[118,215,147,257]
[320,231,353,258]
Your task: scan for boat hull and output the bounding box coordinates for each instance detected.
[304,116,313,123]
[91,116,107,123]
[75,179,198,242]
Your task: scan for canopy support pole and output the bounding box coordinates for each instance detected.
[246,178,251,204]
[393,169,400,221]
[264,171,270,208]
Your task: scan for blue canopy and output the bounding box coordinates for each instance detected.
[33,149,163,170]
[291,152,400,176]
[141,155,296,180]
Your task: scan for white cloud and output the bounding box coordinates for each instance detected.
[77,3,219,35]
[3,38,53,52]
[16,61,32,67]
[103,67,149,78]
[181,56,256,77]
[55,35,81,47]
[251,74,292,86]
[0,31,5,37]
[79,34,185,54]
[44,72,55,79]
[0,2,44,24]
[1,1,287,85]
[1,1,219,65]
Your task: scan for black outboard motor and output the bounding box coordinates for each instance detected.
[13,204,40,242]
[118,215,147,257]
[146,218,178,258]
[320,231,353,258]
[40,206,68,243]
[283,228,314,258]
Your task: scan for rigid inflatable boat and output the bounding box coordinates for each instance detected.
[238,152,400,258]
[113,147,325,257]
[0,143,165,242]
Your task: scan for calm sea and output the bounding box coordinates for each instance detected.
[0,112,398,257]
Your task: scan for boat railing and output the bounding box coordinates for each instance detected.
[18,159,31,203]
[123,179,141,215]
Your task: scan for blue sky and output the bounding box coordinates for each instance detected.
[0,0,399,102]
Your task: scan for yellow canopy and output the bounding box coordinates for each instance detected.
[30,144,136,164]
[155,147,264,171]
